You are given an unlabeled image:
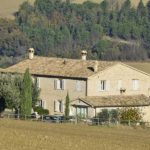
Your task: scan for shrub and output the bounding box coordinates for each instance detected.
[97,109,119,123]
[119,108,143,122]
[34,106,49,115]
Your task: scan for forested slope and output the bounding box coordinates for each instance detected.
[0,0,150,67]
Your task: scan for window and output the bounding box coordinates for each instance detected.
[76,81,82,91]
[54,79,65,90]
[132,79,139,90]
[36,100,46,109]
[117,80,122,90]
[100,80,107,91]
[54,100,64,112]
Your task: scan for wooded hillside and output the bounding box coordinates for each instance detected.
[0,0,150,67]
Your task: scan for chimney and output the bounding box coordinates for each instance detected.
[94,61,98,72]
[81,50,87,60]
[28,48,34,60]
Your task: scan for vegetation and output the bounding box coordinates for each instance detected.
[0,71,40,116]
[34,106,49,115]
[65,92,70,119]
[0,119,150,150]
[0,73,22,113]
[119,107,143,122]
[1,0,150,67]
[20,68,32,117]
[97,109,119,123]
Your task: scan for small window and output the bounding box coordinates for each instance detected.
[54,100,64,112]
[76,81,82,92]
[132,79,139,90]
[54,79,65,90]
[36,100,46,109]
[100,80,107,91]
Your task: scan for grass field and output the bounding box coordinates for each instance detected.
[0,119,150,150]
[0,0,149,19]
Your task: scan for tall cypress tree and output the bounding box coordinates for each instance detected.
[65,92,70,120]
[137,0,146,18]
[20,68,32,117]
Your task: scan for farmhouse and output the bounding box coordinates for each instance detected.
[2,48,150,121]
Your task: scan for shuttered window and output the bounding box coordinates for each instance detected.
[76,81,82,91]
[54,100,64,112]
[132,79,139,90]
[98,80,110,91]
[54,79,65,90]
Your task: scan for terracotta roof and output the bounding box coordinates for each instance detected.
[78,95,150,107]
[126,62,150,74]
[3,56,117,78]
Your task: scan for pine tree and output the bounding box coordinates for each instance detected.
[20,68,32,117]
[65,92,70,120]
[137,0,146,18]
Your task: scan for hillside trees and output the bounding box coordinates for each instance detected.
[1,0,150,62]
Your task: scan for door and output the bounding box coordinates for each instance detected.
[76,107,87,118]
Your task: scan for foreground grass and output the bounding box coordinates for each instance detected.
[0,119,150,150]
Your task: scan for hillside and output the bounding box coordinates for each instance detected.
[0,0,34,19]
[72,0,148,7]
[0,0,149,19]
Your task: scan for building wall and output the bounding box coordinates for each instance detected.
[38,77,87,115]
[87,64,150,97]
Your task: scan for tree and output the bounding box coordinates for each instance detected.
[137,0,146,18]
[20,68,32,117]
[119,108,143,122]
[32,77,40,108]
[65,92,70,119]
[0,73,21,113]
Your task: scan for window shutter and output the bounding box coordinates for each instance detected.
[37,77,40,88]
[54,80,57,89]
[98,81,101,91]
[60,101,64,113]
[106,80,110,91]
[42,101,46,109]
[76,81,81,91]
[62,80,65,90]
[56,101,60,112]
[118,80,122,90]
[54,100,56,112]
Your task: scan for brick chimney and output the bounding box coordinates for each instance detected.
[81,50,87,60]
[28,48,34,60]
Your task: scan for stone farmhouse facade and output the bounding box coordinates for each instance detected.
[2,49,150,121]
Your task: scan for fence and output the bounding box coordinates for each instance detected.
[1,113,150,127]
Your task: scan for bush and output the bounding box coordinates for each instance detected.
[34,106,49,115]
[119,108,143,122]
[97,109,119,123]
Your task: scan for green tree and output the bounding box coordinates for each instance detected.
[65,92,70,120]
[32,78,40,108]
[20,68,32,117]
